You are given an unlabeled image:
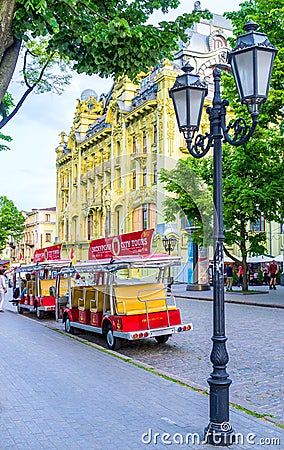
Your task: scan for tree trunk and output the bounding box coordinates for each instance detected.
[0,0,19,105]
[239,225,248,291]
[242,257,248,292]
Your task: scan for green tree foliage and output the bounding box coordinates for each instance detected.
[0,196,25,251]
[0,0,212,128]
[0,93,14,151]
[161,0,284,290]
[160,159,214,248]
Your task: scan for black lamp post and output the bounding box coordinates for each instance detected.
[162,235,178,286]
[169,21,277,445]
[9,240,16,262]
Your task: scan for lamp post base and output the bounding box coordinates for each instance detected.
[186,283,211,291]
[204,423,235,446]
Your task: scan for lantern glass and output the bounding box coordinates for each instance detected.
[172,89,187,128]
[231,48,276,102]
[231,51,254,100]
[229,21,277,111]
[169,236,177,250]
[171,87,207,131]
[162,237,168,247]
[189,88,207,129]
[169,64,208,133]
[257,50,275,97]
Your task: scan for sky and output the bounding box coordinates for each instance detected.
[0,0,241,212]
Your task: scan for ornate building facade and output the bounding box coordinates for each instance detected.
[56,9,234,280]
[6,207,57,264]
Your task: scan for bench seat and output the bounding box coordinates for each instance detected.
[114,283,176,316]
[40,279,56,296]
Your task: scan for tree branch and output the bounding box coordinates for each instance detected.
[23,49,32,89]
[0,53,51,129]
[60,0,109,21]
[223,246,241,264]
[0,103,7,120]
[0,39,21,105]
[0,86,33,129]
[79,0,109,21]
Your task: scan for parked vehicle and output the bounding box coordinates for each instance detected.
[14,260,70,319]
[57,255,192,350]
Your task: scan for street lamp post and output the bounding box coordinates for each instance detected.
[162,235,178,287]
[169,21,277,445]
[9,240,16,262]
[281,221,284,282]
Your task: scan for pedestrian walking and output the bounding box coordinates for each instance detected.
[225,264,233,291]
[237,264,243,287]
[0,268,8,312]
[262,267,269,285]
[269,260,278,290]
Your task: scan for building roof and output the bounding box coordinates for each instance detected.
[31,207,56,212]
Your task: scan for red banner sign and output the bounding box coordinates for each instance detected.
[88,229,154,260]
[34,244,62,262]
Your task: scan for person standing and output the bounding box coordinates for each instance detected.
[79,276,88,286]
[269,260,278,290]
[225,264,233,291]
[237,264,243,288]
[0,268,8,312]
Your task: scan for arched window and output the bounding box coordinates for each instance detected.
[115,206,123,234]
[142,167,147,186]
[132,203,156,231]
[212,35,226,50]
[143,131,147,153]
[72,217,77,241]
[87,213,93,240]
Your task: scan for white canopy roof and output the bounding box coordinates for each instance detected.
[247,255,274,263]
[274,254,283,262]
[224,254,241,263]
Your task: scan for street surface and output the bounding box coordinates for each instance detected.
[1,309,284,449]
[119,298,284,425]
[5,292,283,426]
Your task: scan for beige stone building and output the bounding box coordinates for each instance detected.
[10,207,57,264]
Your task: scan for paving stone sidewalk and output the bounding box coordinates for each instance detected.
[172,284,284,308]
[0,308,283,449]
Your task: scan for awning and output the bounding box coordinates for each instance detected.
[210,254,240,263]
[0,260,10,266]
[247,255,274,263]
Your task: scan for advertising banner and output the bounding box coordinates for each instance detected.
[88,229,154,260]
[34,244,62,262]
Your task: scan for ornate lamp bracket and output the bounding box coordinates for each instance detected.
[183,129,213,158]
[222,109,259,147]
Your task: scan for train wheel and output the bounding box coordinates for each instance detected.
[64,316,74,334]
[155,335,170,344]
[106,325,121,350]
[36,308,44,320]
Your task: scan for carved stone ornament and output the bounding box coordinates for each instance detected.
[132,153,148,167]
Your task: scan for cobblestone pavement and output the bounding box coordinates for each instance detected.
[6,294,284,426]
[118,298,284,426]
[1,309,284,450]
[172,284,284,308]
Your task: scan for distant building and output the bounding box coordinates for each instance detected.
[12,207,57,264]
